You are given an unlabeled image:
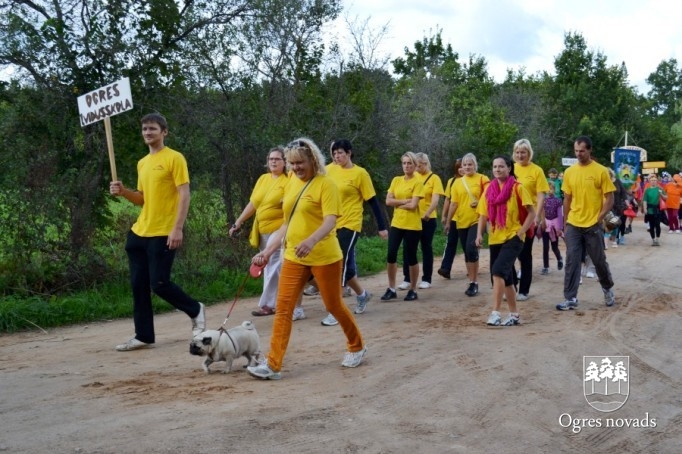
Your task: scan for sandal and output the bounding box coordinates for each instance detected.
[251,307,275,316]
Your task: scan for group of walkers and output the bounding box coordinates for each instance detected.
[109,112,677,380]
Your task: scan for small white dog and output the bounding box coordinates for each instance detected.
[189,321,262,374]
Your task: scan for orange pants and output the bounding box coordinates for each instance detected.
[267,259,364,372]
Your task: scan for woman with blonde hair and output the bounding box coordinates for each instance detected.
[397,152,444,289]
[381,152,424,302]
[511,139,548,301]
[229,147,288,316]
[247,138,366,380]
[444,153,489,297]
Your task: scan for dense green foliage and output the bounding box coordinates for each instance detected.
[1,1,682,330]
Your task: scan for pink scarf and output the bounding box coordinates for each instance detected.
[486,176,516,230]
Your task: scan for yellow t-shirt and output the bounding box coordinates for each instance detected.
[250,173,288,234]
[450,173,490,229]
[132,147,190,237]
[326,163,377,232]
[562,161,616,227]
[416,171,445,219]
[388,176,424,230]
[477,182,533,245]
[283,176,342,265]
[514,162,549,205]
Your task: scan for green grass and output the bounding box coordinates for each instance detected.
[0,220,479,333]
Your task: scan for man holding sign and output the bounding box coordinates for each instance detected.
[110,113,206,351]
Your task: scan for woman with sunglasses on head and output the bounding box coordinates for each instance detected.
[476,155,535,326]
[247,138,366,380]
[229,147,288,317]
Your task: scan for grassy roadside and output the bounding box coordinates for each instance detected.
[0,232,461,334]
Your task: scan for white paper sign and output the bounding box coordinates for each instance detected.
[77,77,133,127]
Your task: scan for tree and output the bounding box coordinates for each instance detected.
[646,58,682,124]
[545,32,639,161]
[0,0,256,291]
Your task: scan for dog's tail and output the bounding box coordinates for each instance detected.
[242,320,255,330]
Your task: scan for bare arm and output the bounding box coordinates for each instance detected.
[443,200,458,234]
[475,214,488,248]
[563,193,572,230]
[229,201,256,237]
[519,205,536,239]
[165,184,190,250]
[598,192,614,223]
[110,180,144,206]
[441,197,451,225]
[423,194,440,220]
[535,192,545,224]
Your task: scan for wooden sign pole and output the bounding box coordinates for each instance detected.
[104,116,118,182]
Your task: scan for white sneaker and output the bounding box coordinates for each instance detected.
[247,363,281,380]
[303,285,319,296]
[397,281,411,290]
[516,293,529,301]
[418,281,431,289]
[341,347,367,367]
[321,313,339,326]
[191,302,206,337]
[502,313,520,326]
[586,271,596,279]
[115,338,152,352]
[292,307,306,321]
[487,311,501,326]
[343,286,352,297]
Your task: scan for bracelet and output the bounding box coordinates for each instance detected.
[232,223,240,229]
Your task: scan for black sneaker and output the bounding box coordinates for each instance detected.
[380,288,397,301]
[465,282,478,297]
[437,268,451,279]
[558,259,564,271]
[404,289,418,301]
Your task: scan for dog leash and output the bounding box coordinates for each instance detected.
[219,263,264,330]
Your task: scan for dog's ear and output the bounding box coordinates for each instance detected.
[202,337,212,345]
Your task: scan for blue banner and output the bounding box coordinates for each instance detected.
[614,148,640,190]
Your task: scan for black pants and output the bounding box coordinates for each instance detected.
[403,218,437,283]
[125,231,201,343]
[439,220,459,272]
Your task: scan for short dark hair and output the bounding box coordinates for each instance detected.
[331,139,353,156]
[141,112,168,131]
[575,135,592,150]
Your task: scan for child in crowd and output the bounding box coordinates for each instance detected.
[540,180,564,274]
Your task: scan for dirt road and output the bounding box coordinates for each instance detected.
[1,226,680,453]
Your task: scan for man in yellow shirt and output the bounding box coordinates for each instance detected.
[557,136,616,310]
[109,113,205,351]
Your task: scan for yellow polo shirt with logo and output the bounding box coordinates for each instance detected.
[283,176,342,265]
[132,146,189,237]
[250,173,288,234]
[326,163,376,232]
[388,176,424,230]
[450,173,490,229]
[562,161,616,227]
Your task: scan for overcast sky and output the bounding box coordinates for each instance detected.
[337,0,682,94]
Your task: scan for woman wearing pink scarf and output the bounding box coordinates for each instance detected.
[476,156,535,326]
